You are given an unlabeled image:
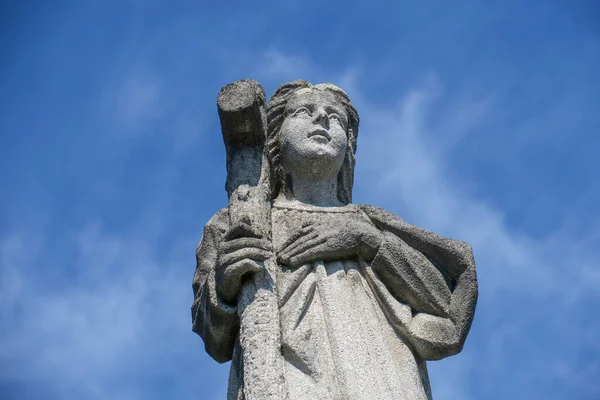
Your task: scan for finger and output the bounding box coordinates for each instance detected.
[219,248,272,267]
[221,237,272,254]
[280,236,327,264]
[301,220,313,228]
[279,231,319,258]
[278,225,314,253]
[288,241,336,267]
[218,259,262,303]
[223,259,262,283]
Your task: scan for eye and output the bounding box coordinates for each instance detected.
[292,107,312,117]
[328,113,346,126]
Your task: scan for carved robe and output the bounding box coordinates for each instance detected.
[192,203,477,400]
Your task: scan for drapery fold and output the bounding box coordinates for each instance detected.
[192,204,477,399]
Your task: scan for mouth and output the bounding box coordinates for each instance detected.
[308,129,331,141]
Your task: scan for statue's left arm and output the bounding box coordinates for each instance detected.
[359,205,478,361]
[191,209,240,363]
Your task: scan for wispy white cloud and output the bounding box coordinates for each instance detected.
[0,221,229,400]
[358,76,598,297]
[253,49,315,83]
[354,72,600,400]
[110,72,163,131]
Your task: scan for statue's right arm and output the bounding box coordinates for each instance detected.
[360,205,478,361]
[191,209,240,363]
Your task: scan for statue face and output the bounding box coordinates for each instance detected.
[280,89,348,180]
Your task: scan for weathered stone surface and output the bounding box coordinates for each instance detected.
[192,80,478,400]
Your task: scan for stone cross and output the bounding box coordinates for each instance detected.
[192,79,478,400]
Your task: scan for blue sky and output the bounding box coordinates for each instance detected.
[1,1,599,399]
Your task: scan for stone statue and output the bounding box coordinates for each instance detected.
[192,79,478,400]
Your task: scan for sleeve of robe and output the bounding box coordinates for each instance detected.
[191,208,240,363]
[359,205,478,361]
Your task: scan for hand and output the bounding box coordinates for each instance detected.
[216,237,272,304]
[278,217,383,268]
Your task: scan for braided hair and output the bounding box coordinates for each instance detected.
[266,80,360,204]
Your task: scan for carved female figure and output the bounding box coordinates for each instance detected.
[192,81,478,400]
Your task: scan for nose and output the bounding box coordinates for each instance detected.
[313,107,329,129]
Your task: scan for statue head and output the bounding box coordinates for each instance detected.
[266,80,359,204]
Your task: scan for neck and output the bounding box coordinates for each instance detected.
[284,173,342,207]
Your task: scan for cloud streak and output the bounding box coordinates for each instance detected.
[0,220,229,399]
[354,68,600,400]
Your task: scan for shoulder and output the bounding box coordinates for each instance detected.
[355,204,407,225]
[195,208,228,261]
[196,208,228,252]
[204,207,229,234]
[357,204,472,253]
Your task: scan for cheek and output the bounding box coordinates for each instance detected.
[280,120,306,159]
[281,120,306,146]
[283,117,310,135]
[330,126,348,154]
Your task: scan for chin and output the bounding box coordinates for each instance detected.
[283,143,345,178]
[303,153,344,176]
[301,146,339,163]
[303,140,339,156]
